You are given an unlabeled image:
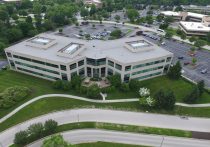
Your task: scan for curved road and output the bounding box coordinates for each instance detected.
[28,129,210,147]
[1,108,210,147]
[0,94,210,124]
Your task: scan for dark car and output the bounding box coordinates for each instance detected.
[178,56,184,60]
[184,62,190,65]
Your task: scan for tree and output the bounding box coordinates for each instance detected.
[108,74,121,88]
[42,135,70,147]
[71,75,82,89]
[189,36,196,43]
[206,32,210,42]
[87,84,100,99]
[191,57,197,65]
[126,9,139,22]
[154,89,176,110]
[156,14,164,22]
[114,15,120,22]
[167,61,182,79]
[190,47,196,53]
[197,80,205,96]
[164,16,174,24]
[159,23,168,30]
[184,86,200,103]
[44,119,58,135]
[180,32,186,40]
[7,28,23,43]
[90,4,96,16]
[194,40,206,49]
[110,29,122,38]
[14,130,28,145]
[0,42,6,55]
[165,31,173,39]
[28,123,44,139]
[25,16,33,24]
[0,10,9,22]
[80,7,89,18]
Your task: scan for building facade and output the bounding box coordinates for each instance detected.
[5,34,173,82]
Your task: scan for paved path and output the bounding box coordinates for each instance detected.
[1,108,210,147]
[1,93,210,124]
[28,129,210,147]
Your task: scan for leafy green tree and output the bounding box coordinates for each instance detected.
[156,14,164,22]
[189,36,196,43]
[108,74,121,88]
[87,84,100,99]
[110,29,122,38]
[0,10,9,22]
[25,16,33,24]
[7,28,23,43]
[90,4,96,16]
[14,130,28,145]
[18,22,34,37]
[80,7,89,18]
[28,123,44,140]
[165,31,173,39]
[44,119,58,135]
[0,42,6,55]
[159,23,168,30]
[180,32,186,40]
[184,86,200,103]
[167,61,182,80]
[114,15,120,22]
[154,89,176,110]
[191,57,197,65]
[126,9,139,22]
[194,40,206,49]
[164,16,174,24]
[42,135,70,147]
[197,80,205,96]
[71,75,82,89]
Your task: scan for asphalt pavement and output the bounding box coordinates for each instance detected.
[28,129,210,147]
[1,108,210,147]
[143,34,210,88]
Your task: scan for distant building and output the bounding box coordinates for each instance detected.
[84,0,102,8]
[181,5,210,13]
[5,33,173,82]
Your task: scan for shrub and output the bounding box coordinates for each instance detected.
[0,86,31,108]
[52,80,63,89]
[86,84,101,99]
[167,61,182,80]
[120,83,130,92]
[184,86,200,103]
[129,79,140,91]
[110,29,122,38]
[44,119,58,135]
[28,123,44,140]
[14,130,28,145]
[107,75,121,88]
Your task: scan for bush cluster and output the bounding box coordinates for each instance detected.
[0,86,31,109]
[14,119,58,146]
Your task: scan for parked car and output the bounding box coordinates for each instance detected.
[184,62,190,65]
[201,69,207,74]
[178,56,184,60]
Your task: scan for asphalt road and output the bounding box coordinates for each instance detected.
[0,60,8,69]
[143,34,210,88]
[28,129,210,147]
[1,109,210,147]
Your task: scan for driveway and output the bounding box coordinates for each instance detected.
[1,109,210,147]
[28,129,210,147]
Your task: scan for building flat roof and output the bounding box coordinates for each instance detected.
[180,21,210,32]
[187,12,206,19]
[5,33,173,64]
[161,11,180,17]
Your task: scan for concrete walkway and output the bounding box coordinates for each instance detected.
[1,108,210,147]
[1,93,210,124]
[28,129,210,147]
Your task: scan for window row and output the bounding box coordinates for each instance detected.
[133,59,165,69]
[15,61,60,75]
[17,67,59,80]
[134,72,162,80]
[132,66,163,76]
[13,55,59,68]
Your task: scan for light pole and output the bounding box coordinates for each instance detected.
[160,136,164,147]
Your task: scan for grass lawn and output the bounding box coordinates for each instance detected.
[138,76,210,103]
[1,97,210,132]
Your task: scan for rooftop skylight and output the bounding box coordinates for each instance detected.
[30,37,53,45]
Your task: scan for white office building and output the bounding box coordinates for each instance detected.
[5,34,173,82]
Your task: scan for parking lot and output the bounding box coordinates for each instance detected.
[142,32,210,88]
[55,23,135,40]
[0,60,8,70]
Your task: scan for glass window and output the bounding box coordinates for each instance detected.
[78,60,84,66]
[61,73,68,80]
[108,68,113,76]
[71,71,77,77]
[60,65,66,71]
[166,57,172,62]
[70,63,77,70]
[79,68,85,77]
[6,52,12,57]
[108,60,114,67]
[86,58,106,66]
[87,67,91,77]
[115,63,122,70]
[125,65,131,71]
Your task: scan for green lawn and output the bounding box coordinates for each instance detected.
[1,97,210,132]
[138,76,210,103]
